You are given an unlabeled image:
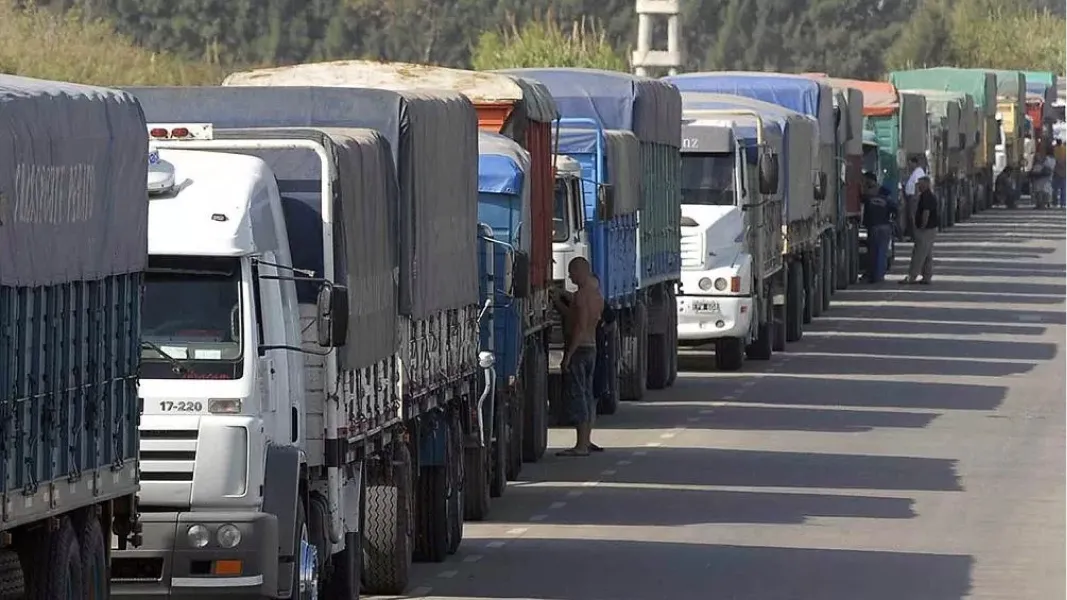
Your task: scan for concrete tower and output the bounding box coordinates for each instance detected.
[631,0,682,76]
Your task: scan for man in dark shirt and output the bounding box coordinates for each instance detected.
[900,177,939,285]
[861,174,897,283]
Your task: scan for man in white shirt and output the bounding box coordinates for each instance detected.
[902,156,926,240]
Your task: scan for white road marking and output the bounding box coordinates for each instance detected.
[616,459,632,466]
[487,541,507,548]
[549,501,567,510]
[529,514,548,522]
[463,554,484,563]
[646,441,662,447]
[566,490,584,498]
[438,570,458,579]
[582,480,601,487]
[633,451,648,456]
[660,432,676,439]
[505,527,528,535]
[410,586,434,596]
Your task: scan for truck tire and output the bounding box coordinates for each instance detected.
[597,325,622,415]
[293,499,321,599]
[412,463,448,563]
[786,261,804,343]
[848,226,860,285]
[522,339,548,463]
[75,511,107,600]
[18,517,83,600]
[463,445,490,521]
[621,303,647,401]
[803,253,816,324]
[362,448,412,595]
[811,248,824,318]
[745,320,774,361]
[821,238,833,312]
[714,337,745,371]
[0,550,23,600]
[506,389,523,482]
[665,306,679,387]
[490,393,508,498]
[446,410,464,554]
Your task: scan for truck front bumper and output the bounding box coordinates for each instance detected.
[677,295,753,342]
[111,511,279,599]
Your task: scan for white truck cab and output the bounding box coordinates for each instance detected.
[551,154,588,292]
[677,118,755,345]
[114,124,353,599]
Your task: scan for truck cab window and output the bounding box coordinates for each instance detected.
[553,179,571,242]
[141,255,245,380]
[682,153,737,206]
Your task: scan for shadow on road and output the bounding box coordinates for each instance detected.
[492,484,916,526]
[809,303,1065,325]
[838,289,1064,305]
[529,446,963,492]
[816,317,1046,337]
[594,403,938,432]
[427,539,974,600]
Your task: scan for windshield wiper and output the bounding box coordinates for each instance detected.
[140,340,196,375]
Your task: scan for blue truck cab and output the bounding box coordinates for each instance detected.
[503,67,684,413]
[475,131,537,494]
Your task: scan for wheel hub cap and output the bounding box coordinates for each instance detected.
[299,538,319,600]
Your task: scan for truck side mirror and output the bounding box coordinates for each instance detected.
[316,284,349,348]
[597,183,615,221]
[510,250,530,299]
[758,152,780,195]
[813,171,827,200]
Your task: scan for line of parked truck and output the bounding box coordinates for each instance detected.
[0,63,1060,599]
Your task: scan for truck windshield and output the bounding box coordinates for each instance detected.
[682,154,736,206]
[141,255,244,380]
[553,179,570,242]
[862,146,880,177]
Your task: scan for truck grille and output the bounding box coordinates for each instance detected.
[138,425,197,509]
[681,231,704,270]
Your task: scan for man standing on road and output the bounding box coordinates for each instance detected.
[1052,140,1066,208]
[862,174,897,284]
[551,257,605,457]
[900,176,939,286]
[903,156,926,240]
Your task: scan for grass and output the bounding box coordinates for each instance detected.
[0,2,225,87]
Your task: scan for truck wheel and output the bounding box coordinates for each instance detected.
[506,388,523,482]
[821,238,833,312]
[490,393,508,498]
[803,253,816,324]
[75,512,107,600]
[714,337,745,371]
[745,320,774,361]
[362,448,412,595]
[786,261,804,343]
[18,516,84,600]
[446,410,464,553]
[0,550,23,599]
[621,303,647,401]
[412,462,448,563]
[811,249,824,318]
[836,234,848,290]
[665,299,679,387]
[294,501,321,599]
[597,325,621,415]
[522,339,549,462]
[463,445,490,521]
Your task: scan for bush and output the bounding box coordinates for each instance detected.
[471,11,628,72]
[0,2,225,86]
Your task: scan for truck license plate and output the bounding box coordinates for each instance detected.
[548,350,564,370]
[694,301,720,313]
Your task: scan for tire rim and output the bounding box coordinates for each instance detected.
[298,525,319,600]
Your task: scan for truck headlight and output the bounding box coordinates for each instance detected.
[217,524,242,549]
[187,524,210,548]
[714,278,728,291]
[698,277,713,291]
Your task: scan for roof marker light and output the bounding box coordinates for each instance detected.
[146,123,214,141]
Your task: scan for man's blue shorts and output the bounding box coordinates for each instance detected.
[564,346,597,425]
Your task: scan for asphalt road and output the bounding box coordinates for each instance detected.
[373,206,1066,600]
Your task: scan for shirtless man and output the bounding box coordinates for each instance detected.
[551,257,604,457]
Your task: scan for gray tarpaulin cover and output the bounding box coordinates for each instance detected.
[0,75,148,287]
[207,128,399,369]
[604,131,641,216]
[124,85,479,319]
[899,92,929,156]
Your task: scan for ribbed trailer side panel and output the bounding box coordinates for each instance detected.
[639,141,682,288]
[0,276,141,504]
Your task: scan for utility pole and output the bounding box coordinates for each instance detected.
[631,0,681,77]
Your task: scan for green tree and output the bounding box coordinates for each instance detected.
[471,12,628,71]
[0,1,223,85]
